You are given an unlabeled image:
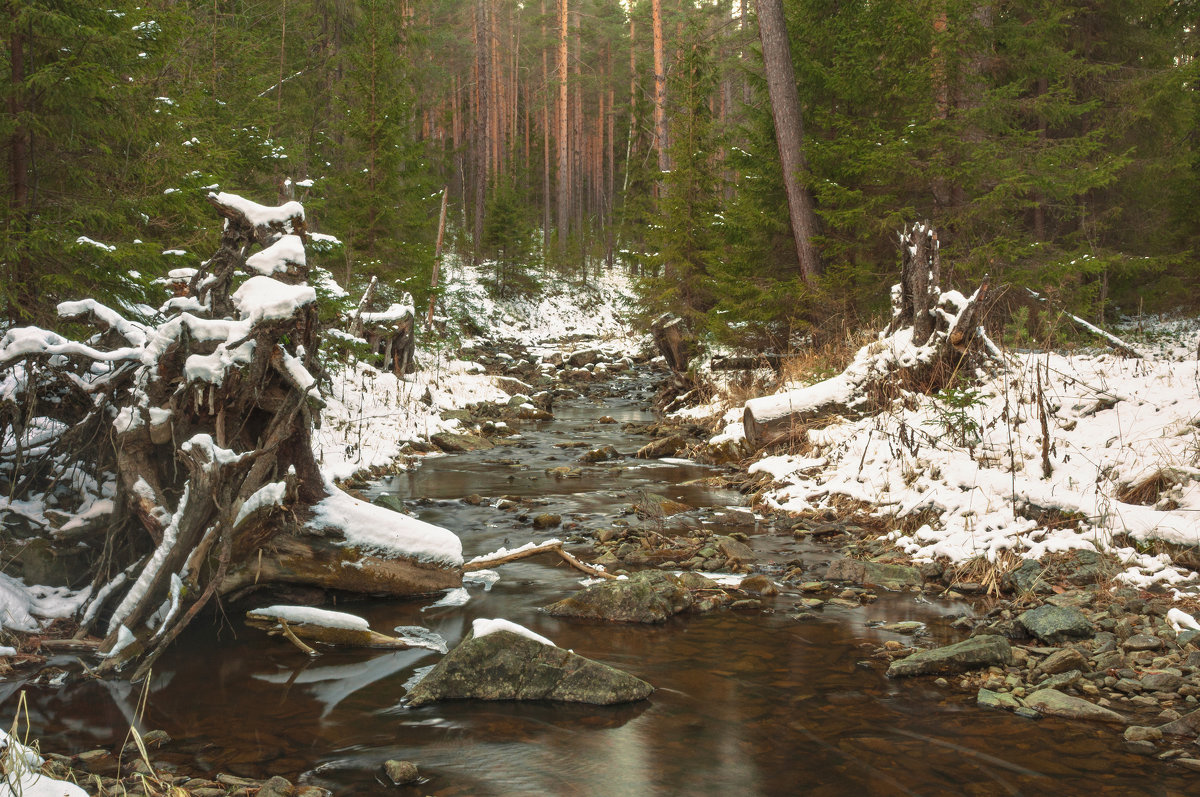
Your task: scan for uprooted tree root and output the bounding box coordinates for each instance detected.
[0,193,459,680]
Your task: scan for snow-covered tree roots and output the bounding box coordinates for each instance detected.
[0,194,461,681]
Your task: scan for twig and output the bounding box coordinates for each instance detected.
[278,620,318,656]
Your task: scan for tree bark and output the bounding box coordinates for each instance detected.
[755,0,822,285]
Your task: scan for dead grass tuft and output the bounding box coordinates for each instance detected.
[1116,468,1181,508]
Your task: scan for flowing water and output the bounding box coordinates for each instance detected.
[5,372,1195,796]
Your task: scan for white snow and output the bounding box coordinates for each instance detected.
[308,486,463,566]
[244,234,306,276]
[465,539,562,566]
[0,574,90,634]
[231,275,316,323]
[471,617,555,647]
[234,481,288,527]
[1168,607,1200,634]
[208,192,304,232]
[249,605,371,631]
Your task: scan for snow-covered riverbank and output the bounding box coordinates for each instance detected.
[694,317,1200,601]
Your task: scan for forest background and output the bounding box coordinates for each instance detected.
[3,0,1197,352]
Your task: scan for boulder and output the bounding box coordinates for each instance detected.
[1004,558,1050,594]
[977,688,1022,712]
[531,513,562,530]
[1039,647,1088,675]
[405,630,652,707]
[635,435,686,459]
[431,432,495,453]
[717,536,756,566]
[825,559,923,590]
[545,570,693,623]
[1023,689,1125,723]
[567,348,603,367]
[887,635,1012,678]
[1158,707,1200,736]
[256,777,296,797]
[1017,604,1095,643]
[579,445,621,463]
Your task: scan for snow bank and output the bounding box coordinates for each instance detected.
[0,573,91,634]
[740,319,1200,598]
[0,727,88,797]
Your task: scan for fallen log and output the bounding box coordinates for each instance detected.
[743,223,997,450]
[245,606,414,650]
[463,539,618,580]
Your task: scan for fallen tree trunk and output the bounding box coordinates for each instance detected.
[743,223,996,450]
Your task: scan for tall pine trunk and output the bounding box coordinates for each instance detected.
[756,0,821,284]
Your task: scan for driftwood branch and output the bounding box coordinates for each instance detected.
[463,540,618,580]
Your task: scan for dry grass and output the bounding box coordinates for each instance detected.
[1116,468,1181,508]
[777,326,878,388]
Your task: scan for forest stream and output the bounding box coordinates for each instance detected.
[4,370,1195,796]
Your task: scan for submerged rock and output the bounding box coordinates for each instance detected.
[545,570,693,623]
[886,635,1012,678]
[1017,604,1095,643]
[405,629,652,707]
[1023,688,1125,723]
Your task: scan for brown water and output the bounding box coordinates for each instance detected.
[5,372,1195,795]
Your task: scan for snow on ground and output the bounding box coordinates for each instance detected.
[315,262,641,481]
[442,260,640,351]
[315,355,511,479]
[718,317,1200,600]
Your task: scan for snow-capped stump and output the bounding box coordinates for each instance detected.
[742,222,997,450]
[0,192,461,681]
[404,618,653,707]
[245,605,413,651]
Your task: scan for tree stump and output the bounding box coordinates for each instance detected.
[743,222,994,450]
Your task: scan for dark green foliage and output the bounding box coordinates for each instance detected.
[482,175,540,299]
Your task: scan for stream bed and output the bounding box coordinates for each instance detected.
[5,372,1195,795]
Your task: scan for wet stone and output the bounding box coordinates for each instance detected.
[545,570,693,623]
[383,760,420,786]
[257,776,296,797]
[532,513,562,530]
[405,630,652,707]
[1024,688,1126,723]
[887,635,1012,678]
[825,560,923,590]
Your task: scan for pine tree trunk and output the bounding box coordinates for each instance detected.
[651,0,669,176]
[556,0,570,248]
[756,0,822,284]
